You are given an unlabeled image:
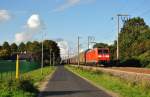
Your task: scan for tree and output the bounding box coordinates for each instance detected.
[1,41,11,57]
[119,17,150,61]
[31,41,41,52]
[18,42,26,52]
[10,43,18,53]
[23,40,61,65]
[2,41,11,51]
[93,43,108,48]
[43,40,60,65]
[26,41,33,52]
[26,41,41,62]
[0,46,2,50]
[0,49,10,58]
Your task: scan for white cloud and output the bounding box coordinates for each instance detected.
[27,14,42,29]
[53,0,81,12]
[15,14,44,43]
[15,32,34,42]
[0,10,11,22]
[56,39,69,59]
[56,39,86,59]
[53,0,95,12]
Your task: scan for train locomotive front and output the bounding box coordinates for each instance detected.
[85,48,110,65]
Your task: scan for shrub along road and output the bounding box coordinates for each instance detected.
[39,66,112,97]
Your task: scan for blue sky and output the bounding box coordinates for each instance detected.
[0,0,150,56]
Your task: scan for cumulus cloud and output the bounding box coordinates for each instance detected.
[0,10,11,22]
[15,32,34,43]
[15,14,44,43]
[26,14,43,30]
[56,39,69,59]
[56,39,85,59]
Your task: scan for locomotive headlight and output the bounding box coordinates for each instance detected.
[105,55,109,58]
[98,55,102,57]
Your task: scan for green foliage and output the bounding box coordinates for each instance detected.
[0,66,56,97]
[3,42,11,51]
[118,17,150,66]
[0,40,61,65]
[0,49,11,58]
[0,42,11,58]
[18,42,26,52]
[0,79,38,97]
[10,43,18,53]
[43,40,61,65]
[22,66,55,83]
[93,43,108,48]
[136,51,150,67]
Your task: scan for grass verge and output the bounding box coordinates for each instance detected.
[0,66,56,97]
[66,65,150,97]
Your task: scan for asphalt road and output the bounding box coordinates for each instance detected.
[39,66,112,97]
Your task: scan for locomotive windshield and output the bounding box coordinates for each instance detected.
[98,50,103,54]
[98,49,109,54]
[103,50,108,54]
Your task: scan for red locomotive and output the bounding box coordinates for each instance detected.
[68,48,110,66]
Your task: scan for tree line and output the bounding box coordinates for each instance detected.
[94,17,150,67]
[0,40,61,66]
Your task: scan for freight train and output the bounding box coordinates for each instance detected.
[65,48,110,66]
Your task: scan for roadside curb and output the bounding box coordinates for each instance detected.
[37,68,56,97]
[66,66,120,97]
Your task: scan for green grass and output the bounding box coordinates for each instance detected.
[0,66,56,97]
[0,72,15,81]
[22,66,56,84]
[66,65,150,97]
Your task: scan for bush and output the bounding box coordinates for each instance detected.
[18,79,38,93]
[137,51,150,67]
[0,79,38,97]
[0,66,55,97]
[120,58,142,67]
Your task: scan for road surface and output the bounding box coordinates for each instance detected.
[39,66,112,97]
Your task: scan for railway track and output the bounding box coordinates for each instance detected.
[74,64,150,75]
[109,67,150,74]
[71,65,150,84]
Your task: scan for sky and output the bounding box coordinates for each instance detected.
[0,0,150,58]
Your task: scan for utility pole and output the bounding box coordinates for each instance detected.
[117,14,129,61]
[67,48,69,64]
[49,49,52,66]
[41,32,44,75]
[53,52,55,66]
[78,36,80,66]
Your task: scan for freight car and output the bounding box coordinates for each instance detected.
[68,48,110,66]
